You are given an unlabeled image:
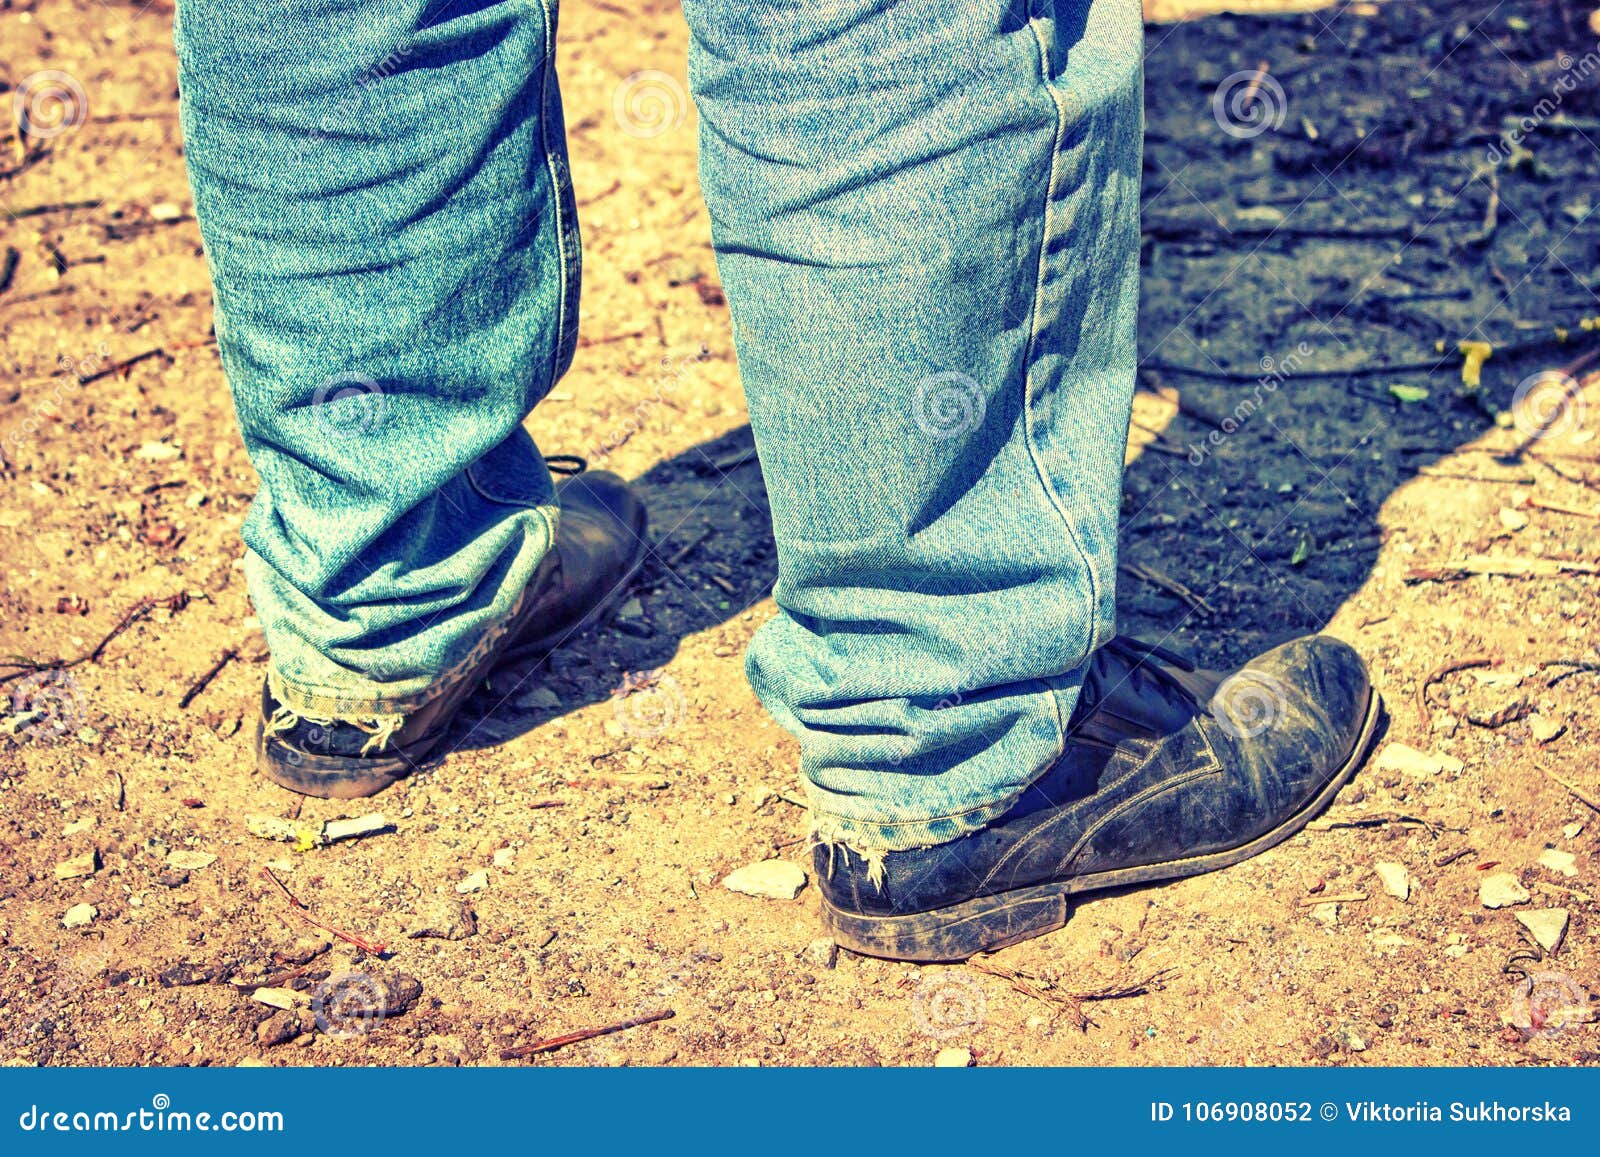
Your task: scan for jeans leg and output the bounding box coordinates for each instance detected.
[683,0,1143,850]
[174,0,579,718]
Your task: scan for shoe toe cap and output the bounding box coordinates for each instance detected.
[1213,633,1372,760]
[559,470,648,535]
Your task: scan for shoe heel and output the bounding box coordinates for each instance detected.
[820,884,1069,963]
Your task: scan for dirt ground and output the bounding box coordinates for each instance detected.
[2,0,1598,1068]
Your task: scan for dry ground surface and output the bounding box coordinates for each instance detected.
[2,0,1599,1067]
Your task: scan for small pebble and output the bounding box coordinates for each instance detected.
[54,850,98,880]
[1538,849,1578,878]
[1516,909,1570,955]
[1527,714,1565,743]
[1479,872,1531,909]
[723,860,806,900]
[167,850,218,871]
[1374,742,1462,777]
[1373,861,1410,902]
[457,869,490,894]
[62,902,97,929]
[252,987,307,1011]
[934,1047,974,1068]
[1497,507,1529,532]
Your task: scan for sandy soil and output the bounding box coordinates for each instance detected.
[1,0,1598,1067]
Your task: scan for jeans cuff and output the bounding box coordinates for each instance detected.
[806,790,1020,854]
[265,663,449,721]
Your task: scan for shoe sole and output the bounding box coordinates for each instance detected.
[820,687,1384,963]
[256,530,651,800]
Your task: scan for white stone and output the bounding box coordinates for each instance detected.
[167,850,217,870]
[1527,714,1566,743]
[934,1047,974,1067]
[54,851,97,880]
[723,859,807,900]
[62,903,97,929]
[1480,872,1531,909]
[1374,742,1462,777]
[456,869,490,894]
[1516,909,1569,955]
[1374,861,1410,901]
[1309,902,1340,927]
[1563,822,1585,841]
[251,987,307,1011]
[134,440,182,462]
[801,937,837,968]
[1538,849,1578,878]
[492,847,516,870]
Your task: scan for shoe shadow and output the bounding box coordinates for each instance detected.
[449,1,1595,760]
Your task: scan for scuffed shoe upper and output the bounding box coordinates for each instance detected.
[817,634,1373,918]
[260,470,646,764]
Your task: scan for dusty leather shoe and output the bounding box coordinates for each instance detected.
[255,470,648,799]
[816,634,1380,962]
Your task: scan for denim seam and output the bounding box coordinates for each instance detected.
[976,739,1154,887]
[810,792,1018,831]
[538,0,580,383]
[1020,13,1092,761]
[1063,763,1222,867]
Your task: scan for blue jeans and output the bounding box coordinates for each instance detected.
[174,0,1142,851]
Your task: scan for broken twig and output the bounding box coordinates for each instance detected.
[178,648,237,709]
[0,592,190,686]
[260,866,388,956]
[499,1008,675,1059]
[1543,770,1600,815]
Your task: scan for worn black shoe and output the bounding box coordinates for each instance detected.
[255,469,648,799]
[817,634,1381,962]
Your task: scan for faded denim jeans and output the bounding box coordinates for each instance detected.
[174,0,1142,852]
